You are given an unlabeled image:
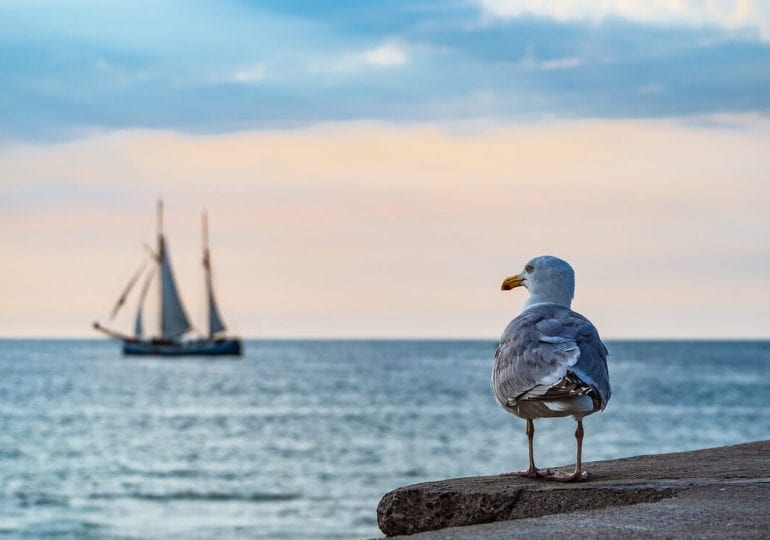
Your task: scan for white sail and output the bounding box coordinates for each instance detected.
[134,306,144,337]
[159,236,191,338]
[208,288,226,336]
[134,267,156,337]
[202,211,226,337]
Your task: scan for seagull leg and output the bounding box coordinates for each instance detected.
[545,419,589,482]
[501,419,552,478]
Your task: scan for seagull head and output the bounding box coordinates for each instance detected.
[501,255,575,309]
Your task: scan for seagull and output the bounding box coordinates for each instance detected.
[492,256,610,482]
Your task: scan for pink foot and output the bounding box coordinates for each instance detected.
[500,468,553,479]
[544,469,589,482]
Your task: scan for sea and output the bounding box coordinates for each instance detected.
[0,339,768,539]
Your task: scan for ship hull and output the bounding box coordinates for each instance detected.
[122,338,242,357]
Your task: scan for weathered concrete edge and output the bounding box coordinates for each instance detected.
[377,481,679,536]
[376,440,770,537]
[384,480,770,540]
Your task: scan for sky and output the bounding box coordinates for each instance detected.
[1,0,769,338]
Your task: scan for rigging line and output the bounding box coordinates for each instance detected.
[137,265,156,305]
[109,259,148,320]
[143,243,160,261]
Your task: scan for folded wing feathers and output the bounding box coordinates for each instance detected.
[492,303,610,411]
[514,373,601,410]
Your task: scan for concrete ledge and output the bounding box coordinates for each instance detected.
[377,440,770,537]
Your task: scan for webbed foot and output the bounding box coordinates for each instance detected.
[500,467,553,479]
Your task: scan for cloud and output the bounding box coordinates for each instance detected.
[231,63,268,83]
[518,48,581,70]
[312,41,409,76]
[1,1,769,142]
[364,43,408,66]
[539,56,581,70]
[477,0,770,40]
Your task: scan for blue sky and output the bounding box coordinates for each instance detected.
[2,0,770,141]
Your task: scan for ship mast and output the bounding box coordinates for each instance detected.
[202,210,226,338]
[157,199,163,337]
[156,199,192,339]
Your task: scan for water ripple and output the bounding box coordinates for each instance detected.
[0,339,768,539]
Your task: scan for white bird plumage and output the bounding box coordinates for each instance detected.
[492,255,610,482]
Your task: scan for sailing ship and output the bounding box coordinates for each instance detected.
[93,201,242,356]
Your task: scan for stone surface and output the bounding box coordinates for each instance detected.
[389,482,770,539]
[376,440,770,537]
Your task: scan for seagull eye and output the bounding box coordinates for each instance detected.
[525,265,534,273]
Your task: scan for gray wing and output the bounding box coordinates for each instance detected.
[492,305,581,408]
[492,304,611,410]
[571,310,611,408]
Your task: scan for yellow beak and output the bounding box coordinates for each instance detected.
[501,274,525,291]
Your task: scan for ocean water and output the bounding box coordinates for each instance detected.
[0,339,768,539]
